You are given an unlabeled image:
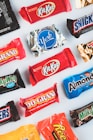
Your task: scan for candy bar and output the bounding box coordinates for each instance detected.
[0,124,40,140]
[0,38,26,65]
[63,67,93,99]
[0,69,25,94]
[29,48,77,86]
[27,24,65,56]
[77,40,93,62]
[70,102,93,127]
[19,0,72,24]
[37,113,78,140]
[76,0,93,8]
[0,0,20,35]
[0,100,20,125]
[67,12,93,38]
[20,83,59,117]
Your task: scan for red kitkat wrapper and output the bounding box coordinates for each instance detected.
[37,113,78,140]
[0,38,26,65]
[19,0,72,24]
[29,48,77,86]
[20,83,59,117]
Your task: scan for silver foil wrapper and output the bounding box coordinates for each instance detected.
[27,24,65,56]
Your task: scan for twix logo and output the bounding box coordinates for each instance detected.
[0,48,18,62]
[25,90,56,109]
[53,124,66,140]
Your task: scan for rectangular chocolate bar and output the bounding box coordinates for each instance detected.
[70,102,93,127]
[67,12,93,38]
[29,48,77,86]
[0,100,20,125]
[76,0,93,8]
[0,0,20,35]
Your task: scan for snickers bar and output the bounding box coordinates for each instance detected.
[67,12,93,38]
[0,100,20,125]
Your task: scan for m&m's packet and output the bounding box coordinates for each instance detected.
[67,12,93,38]
[20,83,59,117]
[0,100,20,125]
[27,24,65,56]
[70,101,93,127]
[77,40,93,62]
[75,0,93,8]
[0,38,26,66]
[0,124,40,140]
[37,113,78,140]
[0,0,20,36]
[63,67,93,99]
[0,69,25,94]
[19,0,72,24]
[29,48,77,86]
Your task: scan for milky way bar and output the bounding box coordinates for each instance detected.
[0,69,25,94]
[76,0,93,8]
[0,0,20,35]
[27,24,65,56]
[29,48,77,86]
[19,0,72,24]
[67,13,93,38]
[0,101,20,125]
[70,102,93,127]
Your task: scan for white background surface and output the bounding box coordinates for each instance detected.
[0,0,93,139]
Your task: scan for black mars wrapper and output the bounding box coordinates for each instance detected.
[0,0,20,35]
[0,100,20,125]
[67,12,93,38]
[0,69,25,94]
[70,102,93,127]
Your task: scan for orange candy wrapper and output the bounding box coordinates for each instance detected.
[0,124,40,140]
[37,113,78,140]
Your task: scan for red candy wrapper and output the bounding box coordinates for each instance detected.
[37,113,78,140]
[0,38,26,65]
[29,48,77,86]
[20,83,59,117]
[19,0,72,24]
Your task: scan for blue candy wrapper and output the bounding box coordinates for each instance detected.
[63,67,93,98]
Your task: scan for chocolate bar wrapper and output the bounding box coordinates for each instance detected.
[0,100,20,125]
[0,124,40,140]
[67,13,93,38]
[63,67,93,99]
[70,102,93,127]
[0,69,25,94]
[77,40,93,62]
[37,113,78,140]
[27,24,65,56]
[19,0,72,24]
[76,0,93,8]
[0,0,20,36]
[29,48,77,86]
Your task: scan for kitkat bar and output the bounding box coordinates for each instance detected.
[29,48,77,86]
[19,0,72,24]
[0,38,26,66]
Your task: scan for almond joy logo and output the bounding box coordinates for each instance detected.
[37,2,55,18]
[42,59,60,76]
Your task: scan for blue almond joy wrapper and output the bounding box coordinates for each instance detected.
[63,67,93,99]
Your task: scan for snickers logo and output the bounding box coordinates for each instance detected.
[74,13,93,33]
[0,106,11,122]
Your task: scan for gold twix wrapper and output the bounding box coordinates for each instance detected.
[76,0,93,8]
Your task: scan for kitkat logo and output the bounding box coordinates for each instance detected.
[42,59,60,76]
[37,2,55,18]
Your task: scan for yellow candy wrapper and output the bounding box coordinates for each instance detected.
[0,124,40,140]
